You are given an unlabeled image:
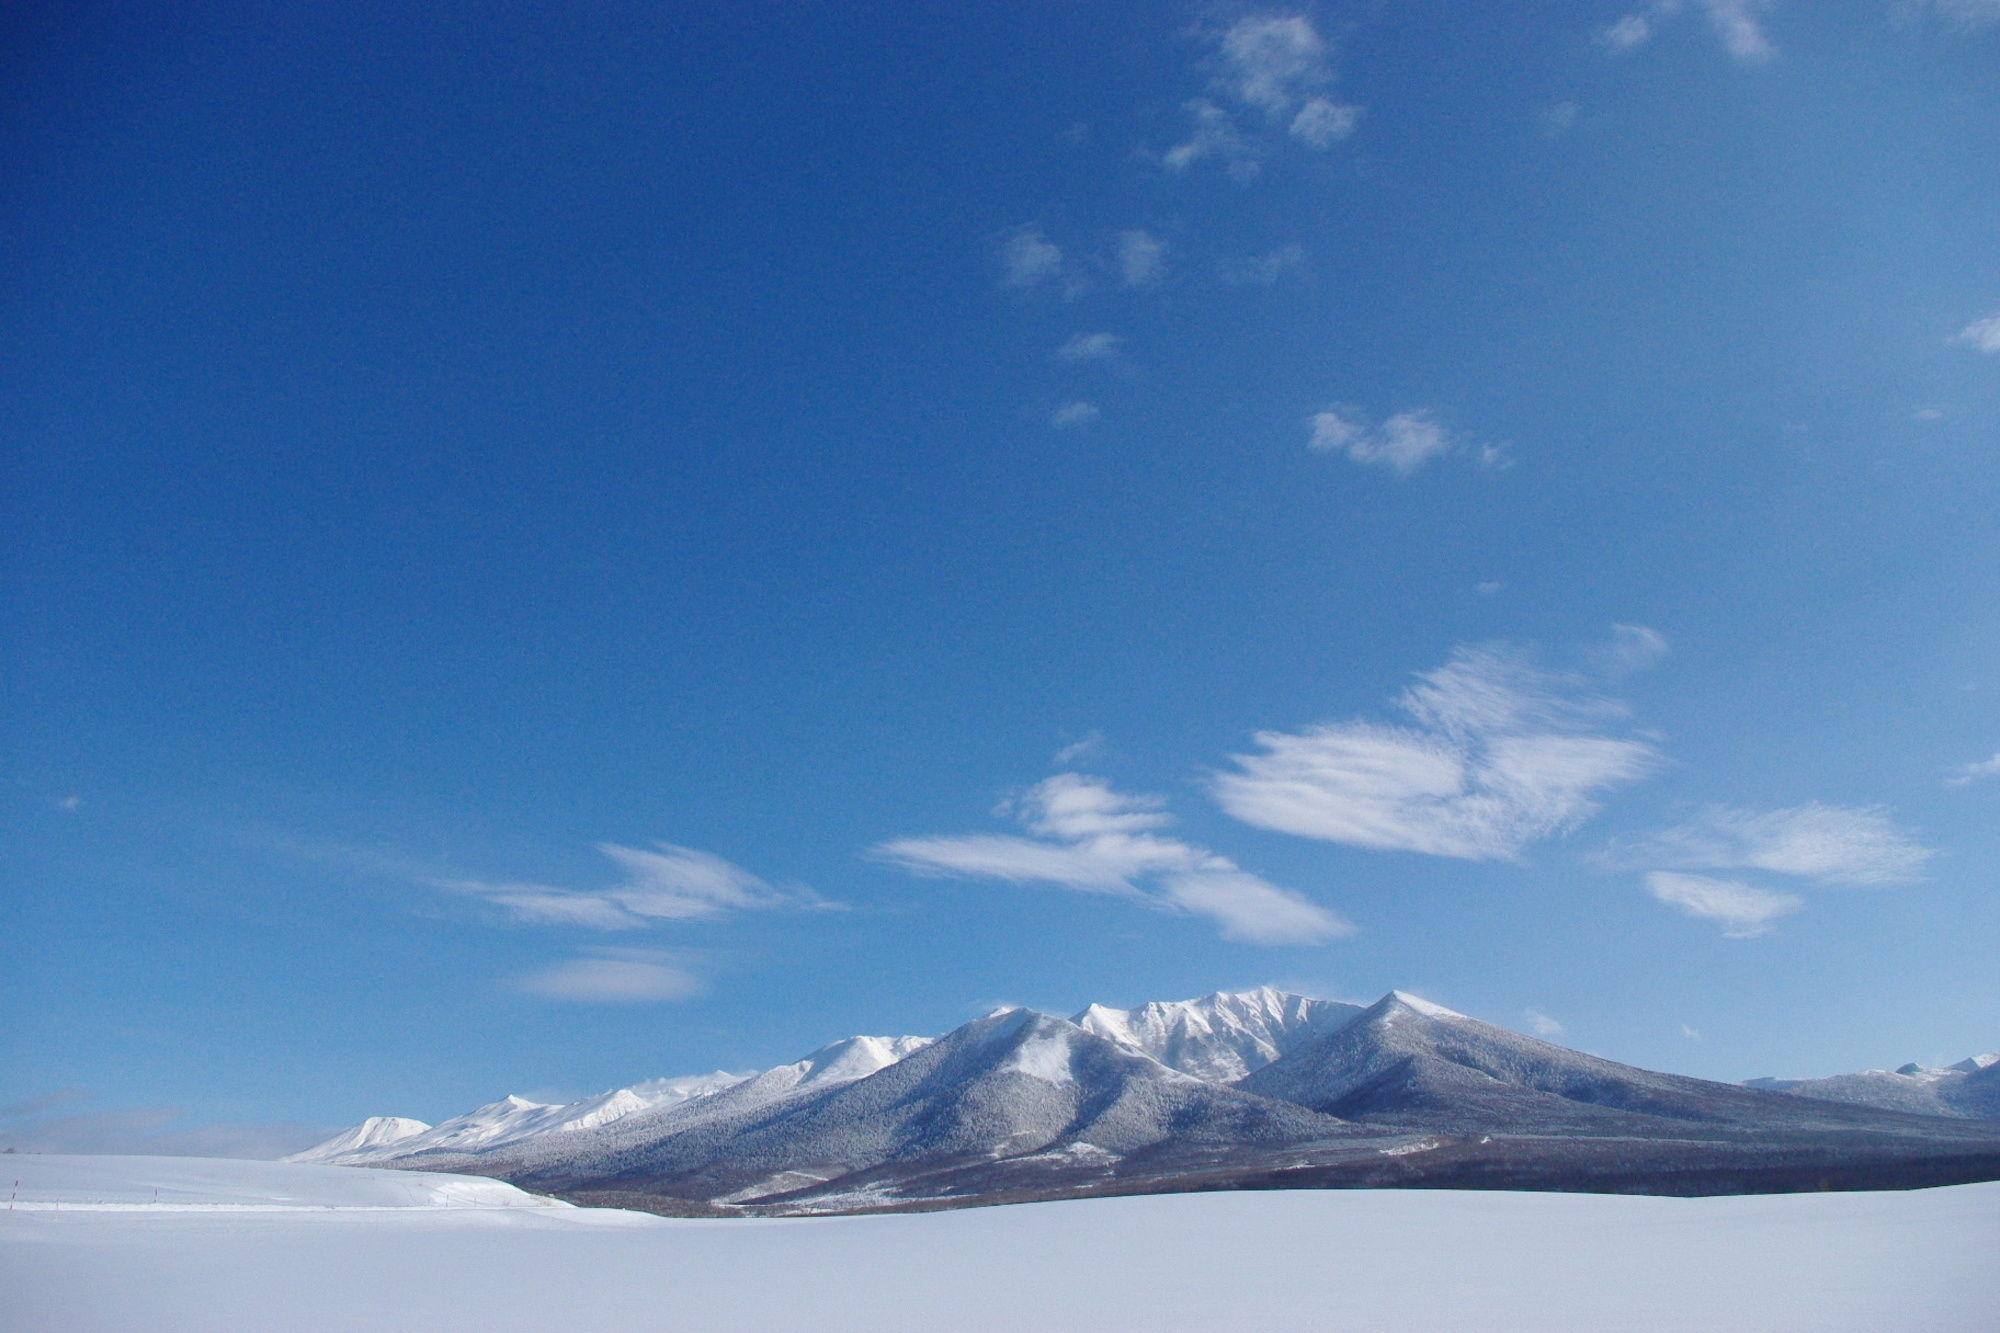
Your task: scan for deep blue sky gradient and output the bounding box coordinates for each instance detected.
[4,2,1998,1144]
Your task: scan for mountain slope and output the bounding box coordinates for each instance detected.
[286,1116,432,1164]
[1074,986,1364,1081]
[1239,992,1972,1137]
[302,1070,751,1166]
[1747,1053,2000,1121]
[502,1009,1361,1205]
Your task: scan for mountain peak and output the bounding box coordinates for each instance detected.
[1381,990,1465,1020]
[1073,987,1363,1082]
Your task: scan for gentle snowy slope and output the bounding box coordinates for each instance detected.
[1,1155,577,1212]
[1240,992,1980,1137]
[1074,985,1363,1081]
[7,1156,1996,1332]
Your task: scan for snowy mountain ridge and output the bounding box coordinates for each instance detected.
[287,986,2000,1214]
[1744,1050,2000,1121]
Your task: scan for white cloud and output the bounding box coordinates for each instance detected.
[1309,407,1458,475]
[1947,752,2000,787]
[1592,623,1670,675]
[875,772,1351,945]
[1913,406,1947,422]
[1167,15,1359,176]
[1537,102,1581,137]
[439,842,828,931]
[1477,580,1506,595]
[1646,871,1802,938]
[1524,1009,1566,1038]
[1000,224,1064,289]
[1056,332,1121,362]
[1601,2,1775,62]
[1289,97,1359,147]
[1681,1023,1702,1040]
[1598,14,1654,50]
[1702,0,1776,60]
[1051,400,1101,428]
[1954,312,2000,353]
[1053,731,1106,765]
[1164,99,1259,178]
[1213,642,1660,861]
[1157,870,1351,945]
[1628,804,1932,887]
[1219,244,1306,287]
[57,794,82,813]
[1219,15,1331,115]
[515,948,703,1003]
[1908,0,2000,29]
[1116,229,1167,287]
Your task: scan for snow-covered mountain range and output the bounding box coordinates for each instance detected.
[1745,1051,2000,1120]
[290,986,2000,1214]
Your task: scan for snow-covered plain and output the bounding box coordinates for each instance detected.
[3,1157,1996,1331]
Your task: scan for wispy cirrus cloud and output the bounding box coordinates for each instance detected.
[1219,244,1306,287]
[874,772,1351,945]
[1622,803,1930,938]
[1164,15,1360,179]
[1619,803,1932,887]
[1211,637,1663,861]
[1947,752,2000,787]
[438,842,832,931]
[1051,400,1101,428]
[1645,871,1802,938]
[514,948,704,1003]
[1055,332,1122,363]
[1902,0,2000,30]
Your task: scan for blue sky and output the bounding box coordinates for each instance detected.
[5,1,1998,1152]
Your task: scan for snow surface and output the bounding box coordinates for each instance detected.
[4,1156,1995,1331]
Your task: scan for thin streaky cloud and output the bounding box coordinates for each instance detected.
[1219,244,1305,287]
[1051,400,1101,428]
[1946,752,2000,787]
[1053,731,1106,765]
[1646,870,1802,938]
[1055,332,1121,363]
[874,772,1350,945]
[1908,0,2000,29]
[439,842,831,931]
[1622,803,1932,886]
[514,948,703,1003]
[1524,1009,1565,1037]
[1289,97,1359,147]
[1213,639,1660,861]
